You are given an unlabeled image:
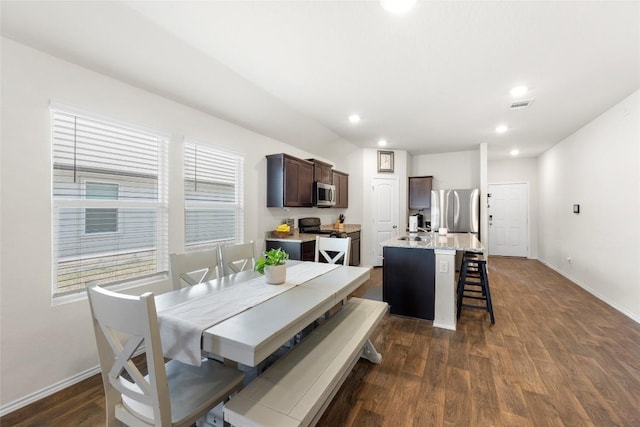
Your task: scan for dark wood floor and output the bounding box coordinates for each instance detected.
[3,257,640,426]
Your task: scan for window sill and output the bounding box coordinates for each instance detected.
[51,272,169,307]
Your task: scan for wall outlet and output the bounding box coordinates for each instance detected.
[439,260,449,273]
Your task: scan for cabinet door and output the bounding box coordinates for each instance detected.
[284,158,313,207]
[409,176,433,209]
[266,240,302,260]
[332,171,349,208]
[347,231,360,266]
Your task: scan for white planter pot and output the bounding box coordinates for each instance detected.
[264,264,286,285]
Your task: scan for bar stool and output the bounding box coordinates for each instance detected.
[457,254,495,324]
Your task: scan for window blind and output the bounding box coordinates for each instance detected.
[184,142,244,250]
[51,108,168,296]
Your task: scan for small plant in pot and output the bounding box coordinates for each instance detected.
[255,248,289,285]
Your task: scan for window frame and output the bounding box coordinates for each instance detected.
[50,105,169,302]
[183,140,244,251]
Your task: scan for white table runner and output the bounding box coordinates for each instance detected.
[157,262,340,366]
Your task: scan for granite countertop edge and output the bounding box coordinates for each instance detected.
[381,232,485,253]
[265,224,361,243]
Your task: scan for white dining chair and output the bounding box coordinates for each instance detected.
[86,283,244,427]
[220,242,255,276]
[315,236,351,266]
[169,249,221,290]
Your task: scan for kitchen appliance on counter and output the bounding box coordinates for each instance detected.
[431,189,480,236]
[298,217,345,236]
[409,215,418,233]
[313,182,336,207]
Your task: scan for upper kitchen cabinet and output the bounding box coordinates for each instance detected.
[409,176,433,209]
[332,170,349,208]
[306,159,333,184]
[266,154,314,207]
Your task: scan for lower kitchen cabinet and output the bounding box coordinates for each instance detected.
[266,232,361,266]
[382,246,435,320]
[266,240,315,261]
[347,231,360,266]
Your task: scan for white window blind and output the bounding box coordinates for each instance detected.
[184,141,244,250]
[51,108,168,297]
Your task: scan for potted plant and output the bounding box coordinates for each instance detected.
[255,247,289,285]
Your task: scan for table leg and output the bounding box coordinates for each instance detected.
[361,339,382,364]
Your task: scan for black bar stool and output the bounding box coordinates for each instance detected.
[457,254,495,324]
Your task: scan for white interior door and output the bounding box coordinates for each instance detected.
[372,177,398,266]
[488,183,529,257]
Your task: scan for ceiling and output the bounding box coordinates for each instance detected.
[2,1,639,160]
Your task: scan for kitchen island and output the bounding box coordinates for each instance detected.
[381,232,484,330]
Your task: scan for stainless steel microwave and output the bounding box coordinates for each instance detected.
[314,182,336,207]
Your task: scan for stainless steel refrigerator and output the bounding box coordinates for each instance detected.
[430,189,480,235]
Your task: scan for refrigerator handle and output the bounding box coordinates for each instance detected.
[453,191,460,231]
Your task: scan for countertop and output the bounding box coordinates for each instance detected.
[265,224,361,243]
[381,232,485,253]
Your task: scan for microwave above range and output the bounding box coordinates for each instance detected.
[314,182,336,207]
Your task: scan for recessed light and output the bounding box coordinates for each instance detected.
[495,124,508,134]
[510,85,528,97]
[380,0,417,14]
[348,114,361,124]
[378,139,388,147]
[510,149,520,156]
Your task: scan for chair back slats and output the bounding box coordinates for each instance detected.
[315,236,351,266]
[170,249,221,290]
[220,242,255,276]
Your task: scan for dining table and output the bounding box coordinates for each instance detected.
[154,261,371,367]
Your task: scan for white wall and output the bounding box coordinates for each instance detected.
[411,150,480,190]
[538,90,640,322]
[488,157,539,258]
[0,38,362,411]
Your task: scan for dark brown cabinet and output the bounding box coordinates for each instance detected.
[347,231,360,266]
[267,154,314,207]
[409,176,433,209]
[266,240,315,261]
[307,159,333,184]
[332,170,349,208]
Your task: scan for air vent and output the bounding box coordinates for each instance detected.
[510,99,534,110]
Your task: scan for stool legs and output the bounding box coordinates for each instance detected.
[457,257,495,324]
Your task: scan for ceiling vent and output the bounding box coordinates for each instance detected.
[510,99,534,110]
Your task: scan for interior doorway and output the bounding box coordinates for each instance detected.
[488,182,529,257]
[371,177,398,267]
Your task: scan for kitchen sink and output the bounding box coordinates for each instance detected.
[398,235,430,242]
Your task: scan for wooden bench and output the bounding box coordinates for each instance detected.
[223,297,388,427]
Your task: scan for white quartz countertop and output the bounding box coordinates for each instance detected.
[381,232,485,253]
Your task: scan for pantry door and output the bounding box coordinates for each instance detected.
[488,183,529,257]
[372,177,398,266]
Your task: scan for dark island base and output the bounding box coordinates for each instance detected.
[382,246,435,320]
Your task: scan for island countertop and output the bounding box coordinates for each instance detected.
[381,232,485,253]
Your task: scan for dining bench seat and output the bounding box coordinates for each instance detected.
[223,297,388,427]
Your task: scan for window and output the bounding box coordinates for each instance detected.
[85,182,119,234]
[51,107,168,297]
[184,141,244,250]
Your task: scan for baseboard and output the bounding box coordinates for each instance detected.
[0,365,101,417]
[539,259,640,325]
